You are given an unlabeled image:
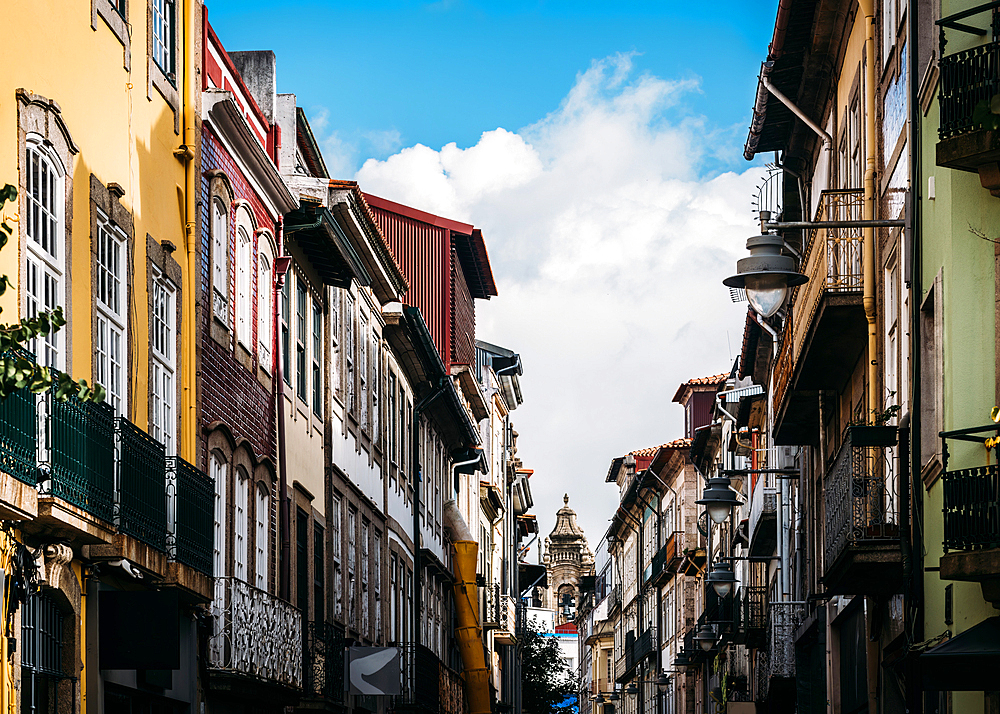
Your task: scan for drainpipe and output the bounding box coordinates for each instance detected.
[174,0,198,463]
[762,72,834,151]
[413,379,448,646]
[444,499,492,714]
[273,221,291,601]
[860,0,879,423]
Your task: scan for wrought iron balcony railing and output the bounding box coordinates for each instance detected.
[767,601,804,680]
[167,456,214,574]
[632,626,657,663]
[303,621,345,701]
[483,582,500,628]
[824,428,898,569]
[943,463,1000,551]
[0,383,37,486]
[395,643,464,713]
[44,394,115,522]
[209,576,303,689]
[116,417,167,550]
[939,40,1000,139]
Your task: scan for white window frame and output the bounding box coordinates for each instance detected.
[235,467,249,582]
[23,138,65,370]
[312,299,322,417]
[332,495,342,619]
[150,266,176,454]
[255,482,269,590]
[95,209,128,415]
[235,207,253,348]
[151,0,175,77]
[212,453,227,578]
[212,199,229,325]
[359,310,368,429]
[345,293,355,414]
[258,240,273,369]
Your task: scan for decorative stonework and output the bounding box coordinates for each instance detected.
[541,495,594,626]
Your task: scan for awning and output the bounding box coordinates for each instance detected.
[920,617,1000,691]
[284,203,370,288]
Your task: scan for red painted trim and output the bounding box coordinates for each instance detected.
[364,193,475,235]
[205,20,271,132]
[201,5,209,91]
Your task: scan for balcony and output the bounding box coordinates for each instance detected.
[209,576,303,690]
[937,38,1000,193]
[395,643,465,714]
[495,593,517,645]
[483,582,500,629]
[0,383,39,520]
[748,476,778,557]
[615,626,658,681]
[767,601,803,680]
[303,621,345,702]
[772,190,867,445]
[166,457,214,575]
[823,427,901,594]
[116,417,167,550]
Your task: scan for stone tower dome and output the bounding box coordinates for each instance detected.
[542,495,595,626]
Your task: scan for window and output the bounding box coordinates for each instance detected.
[280,276,290,383]
[211,454,227,578]
[373,529,382,639]
[258,247,272,367]
[234,468,249,582]
[330,290,340,399]
[314,523,325,622]
[389,373,398,466]
[371,330,380,442]
[21,591,66,714]
[359,311,368,429]
[332,495,343,620]
[348,507,357,622]
[235,223,252,348]
[95,210,127,414]
[212,199,228,325]
[150,267,176,454]
[390,553,398,641]
[24,141,64,369]
[296,280,307,401]
[255,482,269,590]
[312,300,322,416]
[362,519,370,634]
[297,507,309,615]
[151,0,175,77]
[345,294,355,413]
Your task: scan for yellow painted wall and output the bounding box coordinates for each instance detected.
[0,0,195,435]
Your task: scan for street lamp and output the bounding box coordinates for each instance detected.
[696,476,742,524]
[624,672,672,695]
[694,623,717,652]
[723,233,808,318]
[706,561,737,598]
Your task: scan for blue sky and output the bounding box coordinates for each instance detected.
[207,0,777,544]
[205,0,776,176]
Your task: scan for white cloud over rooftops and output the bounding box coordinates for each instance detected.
[356,53,764,545]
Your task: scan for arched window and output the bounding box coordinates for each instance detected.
[211,453,227,578]
[234,206,254,349]
[211,199,229,325]
[234,467,249,582]
[23,138,65,369]
[255,482,269,589]
[258,237,274,368]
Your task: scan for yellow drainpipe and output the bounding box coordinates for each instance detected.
[175,0,198,462]
[444,501,491,714]
[860,0,879,422]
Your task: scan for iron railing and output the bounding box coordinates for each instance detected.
[749,474,778,554]
[116,417,167,550]
[824,429,898,568]
[303,621,345,701]
[209,576,303,688]
[939,40,1000,139]
[395,643,465,713]
[483,582,500,628]
[943,463,1000,551]
[767,602,804,680]
[167,456,214,574]
[45,394,115,522]
[0,382,36,486]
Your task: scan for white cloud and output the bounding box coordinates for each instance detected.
[356,54,763,547]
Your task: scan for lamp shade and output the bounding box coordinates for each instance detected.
[696,476,742,524]
[723,234,807,318]
[707,562,737,598]
[694,624,716,652]
[655,672,671,692]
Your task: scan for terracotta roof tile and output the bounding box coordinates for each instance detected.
[629,438,691,458]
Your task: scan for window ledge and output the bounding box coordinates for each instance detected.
[92,0,131,70]
[148,60,180,134]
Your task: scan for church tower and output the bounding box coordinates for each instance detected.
[542,495,595,627]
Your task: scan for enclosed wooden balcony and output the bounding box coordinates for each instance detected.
[823,427,902,594]
[772,190,867,445]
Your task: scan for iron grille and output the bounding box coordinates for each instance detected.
[0,369,37,485]
[303,621,344,701]
[483,582,500,628]
[209,576,303,688]
[939,40,1000,139]
[824,430,897,568]
[767,602,804,680]
[21,590,66,678]
[46,393,115,522]
[943,463,1000,551]
[167,456,214,574]
[116,417,168,551]
[395,643,465,713]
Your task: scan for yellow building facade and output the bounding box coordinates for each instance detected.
[0,2,209,713]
